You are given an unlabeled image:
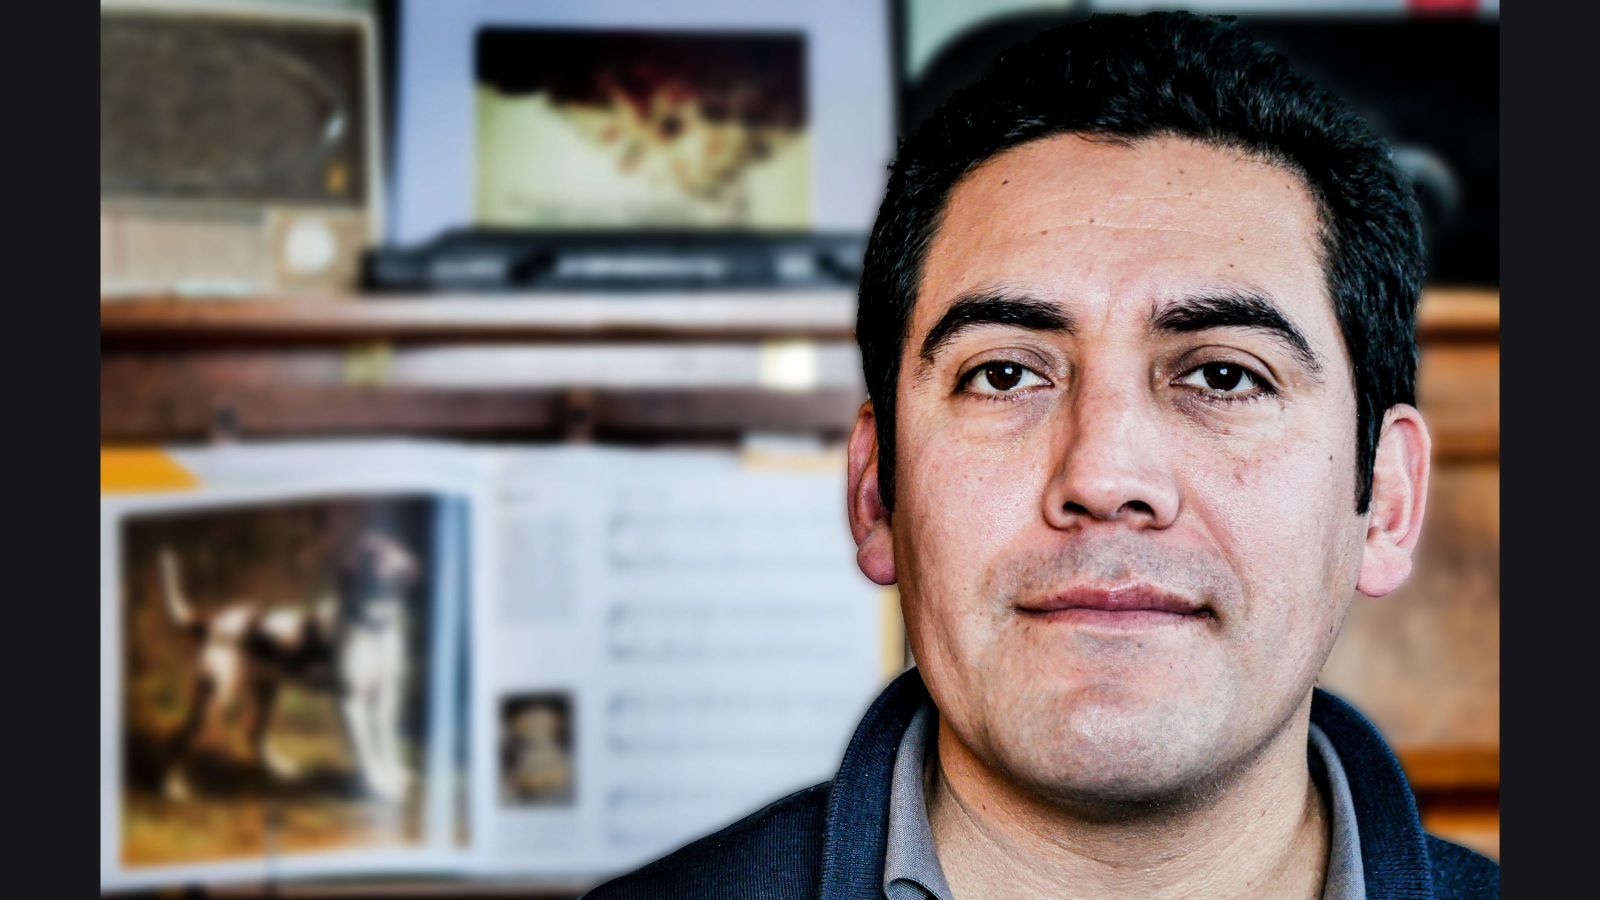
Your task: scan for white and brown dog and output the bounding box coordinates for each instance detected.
[158,532,419,803]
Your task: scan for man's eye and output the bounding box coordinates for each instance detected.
[964,361,1047,395]
[1176,361,1265,396]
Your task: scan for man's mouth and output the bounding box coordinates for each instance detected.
[1014,584,1213,628]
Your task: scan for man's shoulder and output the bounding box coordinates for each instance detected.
[582,781,832,900]
[1426,833,1500,899]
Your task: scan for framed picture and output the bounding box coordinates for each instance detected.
[391,0,893,242]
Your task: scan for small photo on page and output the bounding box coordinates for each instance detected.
[118,495,442,868]
[498,693,575,808]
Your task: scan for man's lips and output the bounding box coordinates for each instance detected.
[1014,584,1212,626]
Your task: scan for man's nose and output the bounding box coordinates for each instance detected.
[1042,373,1180,530]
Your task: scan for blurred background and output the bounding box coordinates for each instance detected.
[100,0,1499,894]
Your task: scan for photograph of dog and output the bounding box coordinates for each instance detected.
[158,530,419,803]
[119,495,441,867]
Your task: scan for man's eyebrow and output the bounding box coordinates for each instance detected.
[1150,291,1323,374]
[917,292,1076,366]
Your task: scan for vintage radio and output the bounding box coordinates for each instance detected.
[100,0,382,297]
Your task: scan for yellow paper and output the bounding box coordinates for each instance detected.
[100,448,198,493]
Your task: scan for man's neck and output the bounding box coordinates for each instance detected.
[926,705,1330,900]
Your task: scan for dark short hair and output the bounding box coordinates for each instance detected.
[857,11,1425,515]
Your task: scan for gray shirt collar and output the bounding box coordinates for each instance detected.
[882,704,1365,900]
[884,705,953,900]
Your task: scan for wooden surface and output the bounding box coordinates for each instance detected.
[1397,747,1500,791]
[1414,288,1500,340]
[99,371,866,443]
[99,287,1492,345]
[99,289,1497,446]
[100,290,861,346]
[205,878,592,898]
[1416,345,1499,461]
[100,349,1492,453]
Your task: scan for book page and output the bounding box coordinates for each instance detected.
[474,446,888,880]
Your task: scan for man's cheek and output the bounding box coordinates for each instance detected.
[1187,442,1353,609]
[1187,417,1342,503]
[907,432,1046,539]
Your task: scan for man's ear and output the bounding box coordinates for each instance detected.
[847,402,897,586]
[1356,404,1432,598]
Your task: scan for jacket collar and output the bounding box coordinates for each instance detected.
[1310,688,1434,898]
[818,668,1434,899]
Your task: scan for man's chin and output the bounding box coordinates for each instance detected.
[984,687,1236,813]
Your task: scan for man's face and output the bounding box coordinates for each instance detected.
[883,134,1372,805]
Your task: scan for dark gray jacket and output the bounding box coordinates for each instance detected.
[588,668,1498,899]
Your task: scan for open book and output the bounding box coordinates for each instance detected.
[100,440,897,892]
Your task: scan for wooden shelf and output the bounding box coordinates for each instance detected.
[100,290,860,346]
[99,287,1494,347]
[99,287,1496,445]
[1415,288,1499,340]
[98,382,866,444]
[206,871,592,890]
[1396,746,1500,791]
[206,879,593,898]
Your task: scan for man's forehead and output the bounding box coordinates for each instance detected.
[912,133,1328,339]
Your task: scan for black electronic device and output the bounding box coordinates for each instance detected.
[363,230,867,292]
